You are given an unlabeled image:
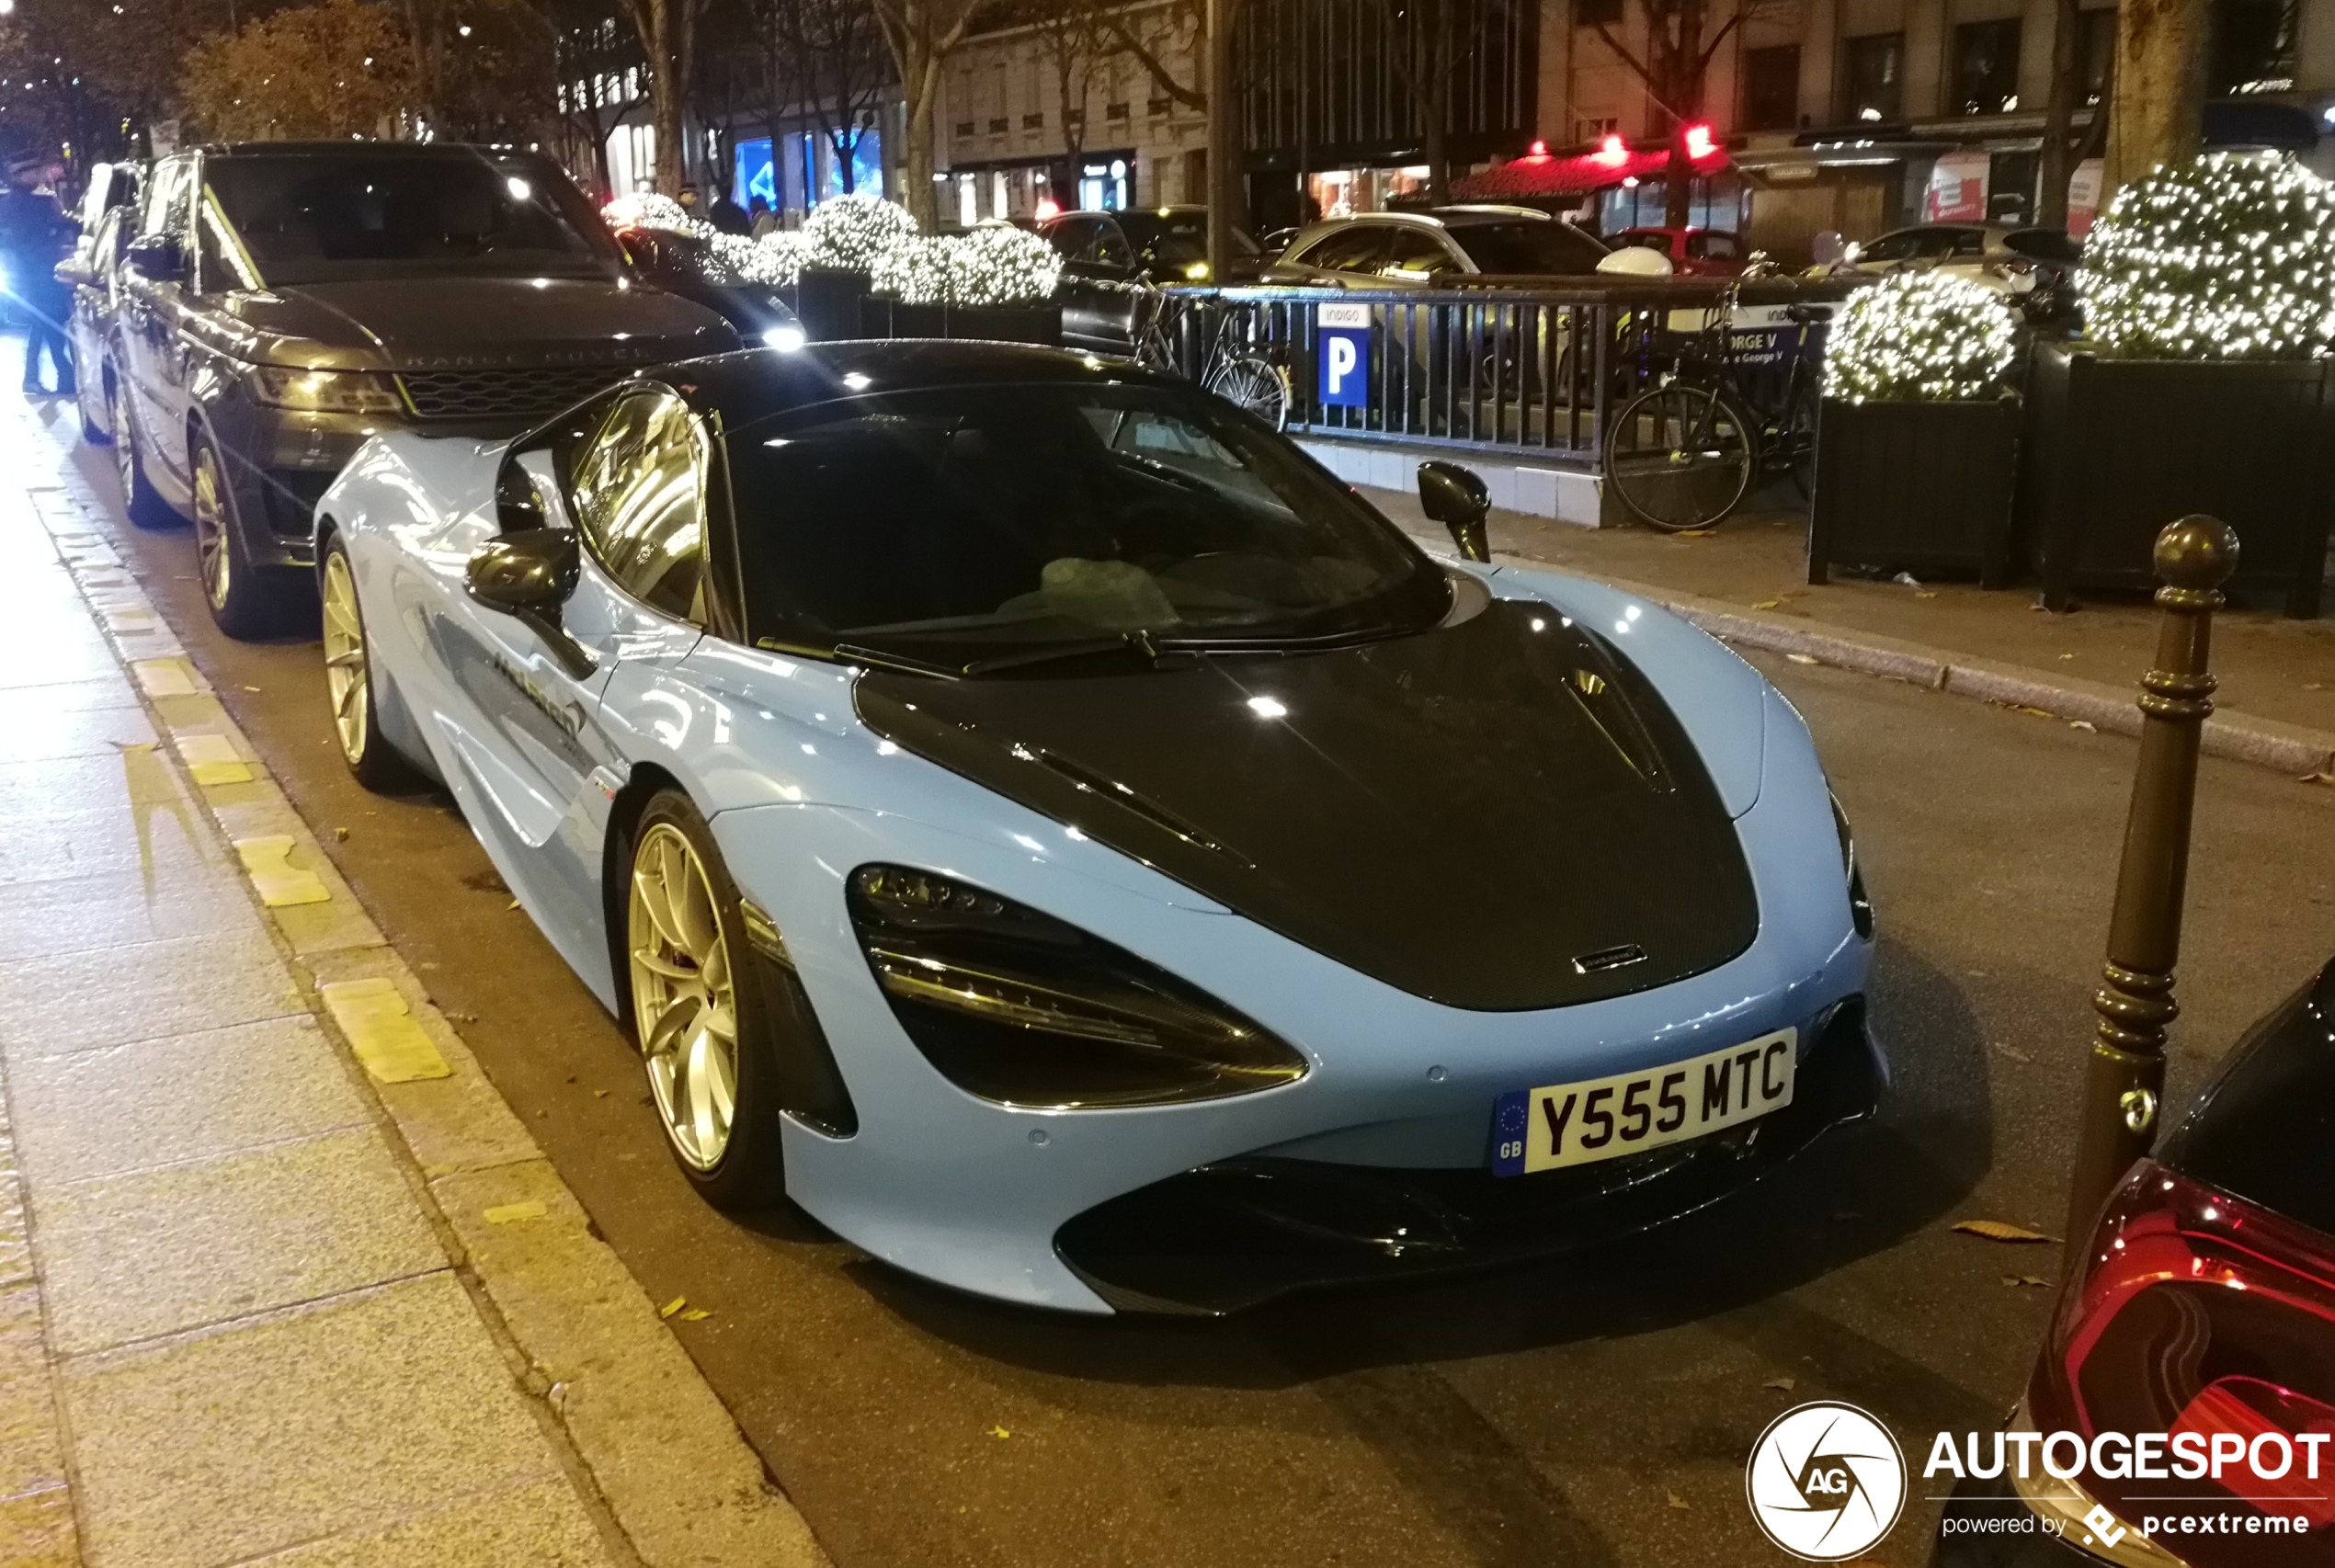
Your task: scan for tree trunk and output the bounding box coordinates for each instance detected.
[2103,0,2206,202]
[2037,0,2080,226]
[1662,0,1703,230]
[902,50,941,225]
[1206,0,1238,277]
[1421,0,1450,203]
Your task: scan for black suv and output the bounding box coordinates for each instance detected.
[105,142,735,636]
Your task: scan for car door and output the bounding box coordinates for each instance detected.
[118,155,195,472]
[1045,217,1130,351]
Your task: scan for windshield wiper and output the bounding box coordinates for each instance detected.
[829,642,965,680]
[961,636,1149,676]
[1142,624,1416,656]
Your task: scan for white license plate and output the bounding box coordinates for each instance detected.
[1489,1029,1796,1176]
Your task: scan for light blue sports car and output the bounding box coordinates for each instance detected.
[314,341,1879,1314]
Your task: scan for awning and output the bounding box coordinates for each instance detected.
[1451,146,1728,200]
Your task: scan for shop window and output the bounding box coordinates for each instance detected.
[1841,33,1903,123]
[1952,19,2022,115]
[1742,45,1800,131]
[2212,0,2296,93]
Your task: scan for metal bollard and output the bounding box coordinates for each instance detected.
[2062,516,2239,1257]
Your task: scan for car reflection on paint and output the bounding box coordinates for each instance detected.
[313,339,1879,1313]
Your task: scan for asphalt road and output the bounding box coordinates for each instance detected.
[35,393,2335,1568]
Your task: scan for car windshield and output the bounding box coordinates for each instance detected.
[1446,220,1608,275]
[204,153,612,285]
[725,381,1447,669]
[1118,213,1259,266]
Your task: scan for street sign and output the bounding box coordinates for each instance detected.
[1316,302,1371,408]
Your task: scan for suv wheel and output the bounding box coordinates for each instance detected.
[108,377,177,530]
[191,433,279,640]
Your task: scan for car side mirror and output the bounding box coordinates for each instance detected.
[53,256,94,290]
[466,527,596,678]
[125,235,186,283]
[1418,460,1492,563]
[495,446,575,534]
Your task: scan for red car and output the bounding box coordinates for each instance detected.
[1611,226,1746,276]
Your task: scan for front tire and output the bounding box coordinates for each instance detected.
[624,791,786,1210]
[1603,382,1756,532]
[191,433,286,640]
[320,534,423,792]
[1206,354,1289,430]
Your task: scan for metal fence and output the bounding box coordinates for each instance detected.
[1154,278,1861,465]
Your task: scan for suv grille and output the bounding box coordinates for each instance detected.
[397,364,631,423]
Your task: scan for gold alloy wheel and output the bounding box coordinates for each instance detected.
[321,550,369,767]
[628,822,740,1170]
[192,446,231,609]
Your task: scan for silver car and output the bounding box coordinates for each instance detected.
[1263,206,1610,289]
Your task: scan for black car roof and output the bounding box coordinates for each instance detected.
[195,141,546,160]
[653,340,1185,428]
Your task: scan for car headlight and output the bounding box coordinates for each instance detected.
[761,323,807,352]
[246,365,405,415]
[847,865,1308,1109]
[1830,793,1874,939]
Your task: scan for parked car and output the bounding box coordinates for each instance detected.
[54,200,136,444]
[106,141,736,638]
[1931,955,2335,1566]
[1263,206,1611,288]
[1611,226,1747,277]
[314,338,1880,1314]
[1036,206,1260,353]
[608,223,805,348]
[1828,222,2079,295]
[69,160,141,270]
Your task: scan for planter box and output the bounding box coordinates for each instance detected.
[792,267,870,343]
[864,298,1064,347]
[2015,342,2332,618]
[1808,397,2019,587]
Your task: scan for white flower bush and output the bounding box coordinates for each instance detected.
[604,192,1058,305]
[2083,151,2335,359]
[801,191,920,272]
[1824,269,2019,403]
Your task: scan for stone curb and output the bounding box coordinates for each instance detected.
[20,472,828,1568]
[1475,545,2335,782]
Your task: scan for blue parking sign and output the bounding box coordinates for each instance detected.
[1316,302,1372,408]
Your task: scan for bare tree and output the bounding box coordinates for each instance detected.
[1589,0,1765,228]
[750,0,890,198]
[870,0,984,225]
[614,0,711,192]
[1031,0,1112,163]
[2103,0,2206,201]
[1104,0,1204,112]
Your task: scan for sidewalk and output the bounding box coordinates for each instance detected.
[1365,484,2335,777]
[0,399,826,1568]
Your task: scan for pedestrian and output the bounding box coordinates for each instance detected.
[676,183,700,217]
[747,194,777,239]
[709,187,750,236]
[0,155,75,398]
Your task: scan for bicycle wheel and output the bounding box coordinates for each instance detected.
[1207,354,1289,429]
[1783,379,1820,500]
[1603,383,1756,531]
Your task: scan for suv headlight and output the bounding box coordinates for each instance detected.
[848,865,1308,1109]
[246,365,405,415]
[1830,793,1874,940]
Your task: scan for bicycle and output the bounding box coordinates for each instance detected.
[1129,279,1291,430]
[1601,258,1832,532]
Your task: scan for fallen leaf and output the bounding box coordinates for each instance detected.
[242,684,261,691]
[2058,653,2078,660]
[1786,653,1819,665]
[507,897,521,911]
[2304,681,2324,690]
[2011,704,2056,720]
[594,1088,609,1098]
[2303,772,2335,786]
[1954,1220,2056,1244]
[1667,1492,1691,1510]
[2002,1275,2053,1289]
[990,1426,1011,1439]
[1914,591,1937,599]
[1676,528,1714,538]
[2068,721,2097,733]
[678,1308,712,1321]
[1764,1376,1796,1392]
[1992,1043,2033,1063]
[659,1296,687,1319]
[1753,598,1783,609]
[443,1010,476,1024]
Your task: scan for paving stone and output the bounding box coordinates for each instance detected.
[0,928,302,1058]
[0,1372,69,1501]
[7,1016,369,1187]
[0,1283,44,1383]
[244,1479,612,1568]
[61,1274,564,1568]
[0,859,261,963]
[0,1483,77,1567]
[36,1126,443,1353]
[0,795,222,887]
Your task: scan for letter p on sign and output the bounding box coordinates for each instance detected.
[1316,303,1371,408]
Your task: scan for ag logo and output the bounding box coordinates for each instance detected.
[1745,1402,1907,1561]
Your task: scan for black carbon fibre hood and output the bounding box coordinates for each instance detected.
[853,600,1758,1012]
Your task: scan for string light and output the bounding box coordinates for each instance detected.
[2084,151,2335,360]
[800,190,918,271]
[1824,269,2018,403]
